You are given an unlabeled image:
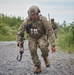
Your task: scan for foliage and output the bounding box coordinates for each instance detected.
[0,13,23,27]
[57,20,74,53]
[0,13,23,41]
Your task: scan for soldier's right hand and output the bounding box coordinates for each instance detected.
[17,41,23,47]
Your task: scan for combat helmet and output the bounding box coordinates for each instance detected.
[28,5,41,16]
[51,18,54,21]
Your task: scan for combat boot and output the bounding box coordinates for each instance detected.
[34,65,42,74]
[43,57,50,67]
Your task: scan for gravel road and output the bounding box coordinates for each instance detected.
[0,41,74,75]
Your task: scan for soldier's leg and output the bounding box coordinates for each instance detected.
[37,35,50,67]
[28,37,41,73]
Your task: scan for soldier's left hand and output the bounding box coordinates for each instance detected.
[51,46,56,53]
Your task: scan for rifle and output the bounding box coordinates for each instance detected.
[48,13,50,23]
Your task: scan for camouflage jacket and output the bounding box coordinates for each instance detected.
[16,14,55,46]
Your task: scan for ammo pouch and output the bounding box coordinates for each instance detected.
[25,24,46,39]
[25,24,39,35]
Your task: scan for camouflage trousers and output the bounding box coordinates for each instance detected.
[28,35,49,67]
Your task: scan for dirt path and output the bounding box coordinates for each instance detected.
[0,41,74,75]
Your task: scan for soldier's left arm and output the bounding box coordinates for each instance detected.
[42,16,56,46]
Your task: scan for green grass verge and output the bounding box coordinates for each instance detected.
[0,34,16,41]
[57,33,74,53]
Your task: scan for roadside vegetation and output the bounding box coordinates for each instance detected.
[57,20,74,53]
[0,13,74,53]
[0,13,23,41]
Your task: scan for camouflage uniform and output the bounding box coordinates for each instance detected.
[16,5,55,67]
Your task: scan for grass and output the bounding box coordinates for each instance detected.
[57,33,74,54]
[0,34,16,41]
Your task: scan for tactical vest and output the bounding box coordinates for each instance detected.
[25,16,46,39]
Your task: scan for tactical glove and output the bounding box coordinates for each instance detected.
[17,42,23,47]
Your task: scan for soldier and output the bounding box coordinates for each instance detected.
[16,5,56,74]
[51,18,58,38]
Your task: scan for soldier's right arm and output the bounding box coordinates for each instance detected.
[16,18,28,43]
